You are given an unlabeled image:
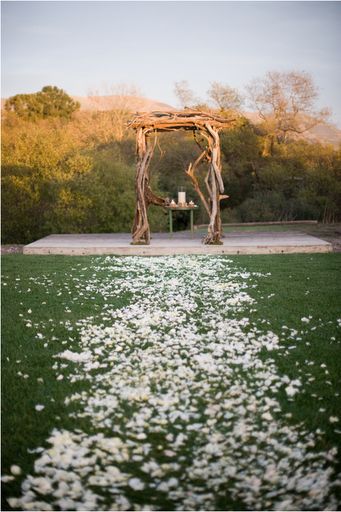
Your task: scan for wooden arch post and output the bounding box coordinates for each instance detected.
[129,111,236,245]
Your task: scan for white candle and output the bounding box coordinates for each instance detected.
[178,191,186,205]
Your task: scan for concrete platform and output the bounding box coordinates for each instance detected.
[23,232,332,256]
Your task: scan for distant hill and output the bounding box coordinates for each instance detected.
[72,94,176,113]
[300,121,341,147]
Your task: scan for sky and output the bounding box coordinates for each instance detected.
[2,1,341,126]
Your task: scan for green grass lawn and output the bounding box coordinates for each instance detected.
[2,253,341,511]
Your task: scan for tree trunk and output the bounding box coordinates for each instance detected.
[132,129,152,244]
[185,150,210,216]
[202,125,224,244]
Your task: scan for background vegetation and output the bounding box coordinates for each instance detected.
[2,81,341,244]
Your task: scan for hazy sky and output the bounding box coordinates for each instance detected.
[2,1,341,126]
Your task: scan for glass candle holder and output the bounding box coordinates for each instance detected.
[178,187,186,205]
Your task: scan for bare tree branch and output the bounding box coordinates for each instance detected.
[246,71,330,152]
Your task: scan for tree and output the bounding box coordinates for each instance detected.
[5,86,80,120]
[87,83,142,141]
[173,81,197,108]
[1,113,91,243]
[247,71,329,154]
[38,86,80,118]
[207,82,242,111]
[220,118,262,209]
[4,93,42,120]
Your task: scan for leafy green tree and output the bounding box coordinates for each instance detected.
[1,114,92,242]
[4,86,80,120]
[220,118,263,209]
[234,140,341,223]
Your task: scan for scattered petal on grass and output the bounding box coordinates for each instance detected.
[56,350,92,363]
[1,475,15,483]
[10,465,21,475]
[35,404,45,412]
[6,255,340,511]
[7,498,20,509]
[27,447,44,454]
[285,384,299,397]
[128,477,145,491]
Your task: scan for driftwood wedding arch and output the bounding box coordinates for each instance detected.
[128,110,236,245]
